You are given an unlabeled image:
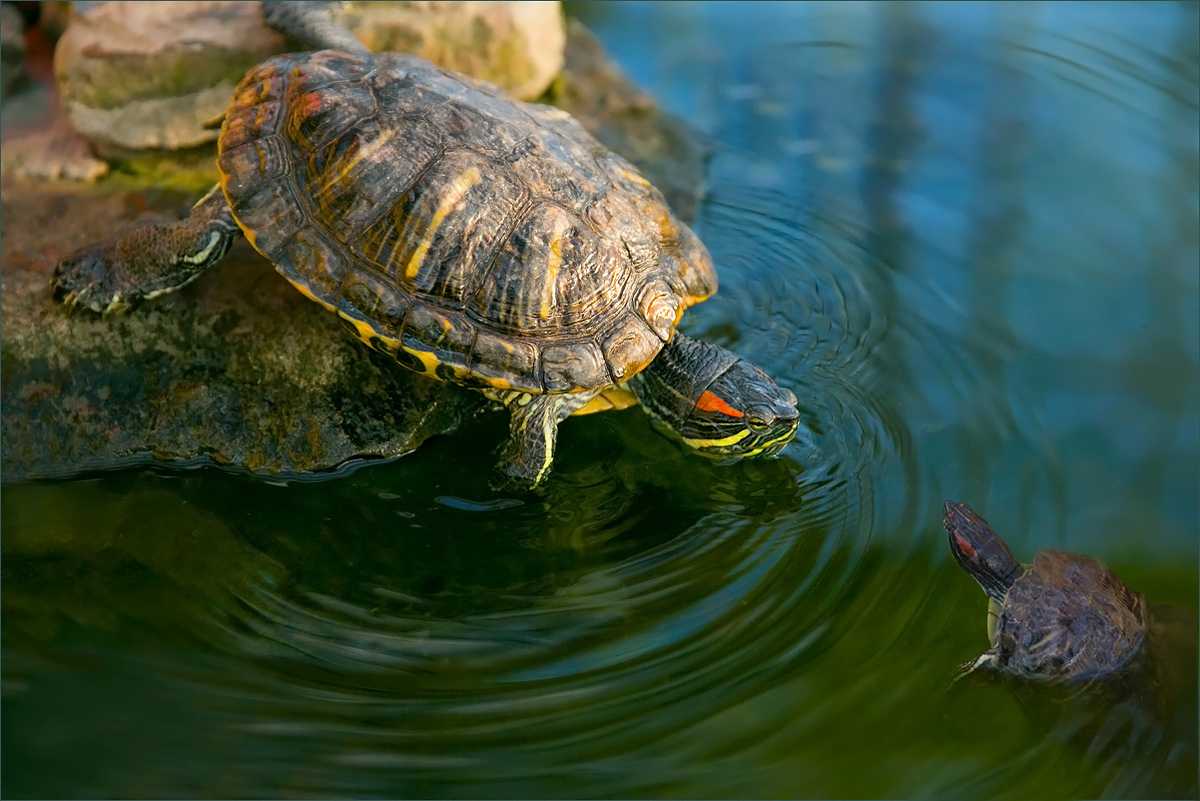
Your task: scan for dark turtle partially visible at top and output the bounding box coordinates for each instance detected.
[943,500,1150,683]
[49,2,801,488]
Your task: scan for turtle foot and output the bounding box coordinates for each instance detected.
[51,238,146,316]
[492,437,552,493]
[51,184,239,317]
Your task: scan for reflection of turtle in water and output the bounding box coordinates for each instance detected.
[943,501,1150,682]
[49,2,801,488]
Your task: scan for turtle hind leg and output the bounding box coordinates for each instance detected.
[494,392,598,490]
[52,184,242,316]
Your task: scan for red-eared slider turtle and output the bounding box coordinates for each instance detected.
[50,2,801,488]
[943,501,1150,682]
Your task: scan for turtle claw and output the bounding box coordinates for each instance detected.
[55,286,78,310]
[51,283,90,316]
[51,245,137,316]
[101,296,136,319]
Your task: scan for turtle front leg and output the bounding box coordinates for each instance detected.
[495,392,597,489]
[52,184,242,316]
[952,647,1003,684]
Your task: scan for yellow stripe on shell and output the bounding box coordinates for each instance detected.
[477,377,515,393]
[318,129,397,195]
[403,166,483,280]
[253,103,267,138]
[336,306,452,378]
[338,312,394,350]
[217,174,261,253]
[404,346,448,376]
[541,235,563,320]
[287,276,337,312]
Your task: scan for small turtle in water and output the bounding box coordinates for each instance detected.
[943,501,1150,682]
[50,2,801,488]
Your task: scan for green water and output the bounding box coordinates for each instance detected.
[3,1,1197,798]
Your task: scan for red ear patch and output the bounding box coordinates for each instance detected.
[697,390,743,418]
[953,532,977,560]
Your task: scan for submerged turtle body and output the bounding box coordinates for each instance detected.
[943,501,1150,682]
[217,49,716,396]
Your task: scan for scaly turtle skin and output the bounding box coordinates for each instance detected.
[50,2,801,488]
[943,501,1150,682]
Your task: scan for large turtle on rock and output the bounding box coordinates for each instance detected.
[51,2,801,488]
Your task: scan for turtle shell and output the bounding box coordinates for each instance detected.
[216,50,717,394]
[994,550,1149,681]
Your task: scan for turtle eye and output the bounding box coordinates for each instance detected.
[746,414,771,432]
[745,404,775,431]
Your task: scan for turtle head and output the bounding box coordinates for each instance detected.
[943,501,1024,605]
[633,334,801,460]
[678,358,801,459]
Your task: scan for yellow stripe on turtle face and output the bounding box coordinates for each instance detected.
[682,428,751,451]
[735,425,801,457]
[403,166,482,280]
[735,443,781,458]
[684,425,794,456]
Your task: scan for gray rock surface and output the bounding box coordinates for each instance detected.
[341,1,564,101]
[1,6,112,184]
[53,0,565,152]
[54,1,288,150]
[0,181,483,481]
